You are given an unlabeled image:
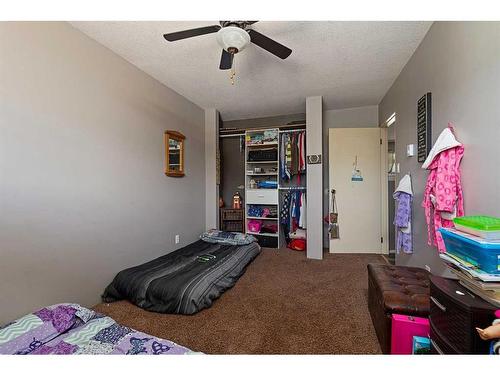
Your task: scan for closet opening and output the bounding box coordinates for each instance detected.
[218,121,307,252]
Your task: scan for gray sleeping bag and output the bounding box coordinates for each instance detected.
[102,239,261,314]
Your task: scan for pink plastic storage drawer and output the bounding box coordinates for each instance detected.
[391,314,430,354]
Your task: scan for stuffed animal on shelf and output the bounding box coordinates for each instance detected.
[476,310,500,354]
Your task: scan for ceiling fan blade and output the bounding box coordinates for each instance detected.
[163,25,221,42]
[248,29,292,59]
[219,49,233,70]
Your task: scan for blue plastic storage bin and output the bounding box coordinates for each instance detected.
[439,228,500,274]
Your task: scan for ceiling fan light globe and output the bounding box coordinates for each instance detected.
[216,26,250,53]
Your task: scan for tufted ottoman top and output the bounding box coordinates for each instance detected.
[368,263,430,316]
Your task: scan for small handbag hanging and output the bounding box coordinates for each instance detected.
[329,189,340,239]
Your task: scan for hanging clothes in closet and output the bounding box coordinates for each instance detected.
[280,190,307,245]
[280,191,292,242]
[280,131,306,182]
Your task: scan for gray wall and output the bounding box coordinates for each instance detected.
[0,22,206,324]
[322,105,379,247]
[379,22,500,274]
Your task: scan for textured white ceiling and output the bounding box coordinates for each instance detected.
[71,21,432,120]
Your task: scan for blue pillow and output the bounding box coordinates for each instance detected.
[200,230,257,246]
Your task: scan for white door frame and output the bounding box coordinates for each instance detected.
[380,127,389,255]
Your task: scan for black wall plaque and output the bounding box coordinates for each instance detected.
[417,92,432,163]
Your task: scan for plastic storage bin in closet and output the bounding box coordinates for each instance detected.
[439,228,500,274]
[247,220,262,233]
[453,216,500,240]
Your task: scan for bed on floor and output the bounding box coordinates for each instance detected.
[102,233,261,315]
[0,303,194,355]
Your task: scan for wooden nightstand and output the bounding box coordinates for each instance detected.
[220,208,244,233]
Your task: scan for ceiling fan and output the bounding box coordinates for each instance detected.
[163,21,292,71]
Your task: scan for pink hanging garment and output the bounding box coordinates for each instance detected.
[421,124,464,253]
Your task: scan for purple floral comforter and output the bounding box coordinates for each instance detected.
[0,303,195,355]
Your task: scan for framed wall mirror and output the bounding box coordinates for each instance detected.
[164,130,185,177]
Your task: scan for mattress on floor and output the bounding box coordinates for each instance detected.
[0,303,195,355]
[102,239,261,315]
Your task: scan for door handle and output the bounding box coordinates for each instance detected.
[430,296,447,312]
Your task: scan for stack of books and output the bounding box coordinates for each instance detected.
[439,252,500,307]
[439,216,500,307]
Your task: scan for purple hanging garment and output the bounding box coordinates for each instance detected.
[393,174,413,254]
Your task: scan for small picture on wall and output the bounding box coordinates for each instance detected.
[164,130,185,177]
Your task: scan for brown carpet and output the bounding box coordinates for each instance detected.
[93,248,385,354]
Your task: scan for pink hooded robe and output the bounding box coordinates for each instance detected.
[421,125,464,253]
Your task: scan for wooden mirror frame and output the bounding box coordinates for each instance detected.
[164,130,185,177]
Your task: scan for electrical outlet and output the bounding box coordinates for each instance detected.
[425,264,431,272]
[175,235,180,244]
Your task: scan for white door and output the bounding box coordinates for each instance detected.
[329,128,382,253]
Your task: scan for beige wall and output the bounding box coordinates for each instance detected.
[0,22,206,324]
[379,22,500,274]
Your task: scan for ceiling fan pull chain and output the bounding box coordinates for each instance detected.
[230,58,236,85]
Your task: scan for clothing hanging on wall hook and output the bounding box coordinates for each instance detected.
[394,174,413,254]
[421,124,464,253]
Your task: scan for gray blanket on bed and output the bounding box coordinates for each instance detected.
[102,240,261,315]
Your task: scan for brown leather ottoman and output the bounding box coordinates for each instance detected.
[367,263,430,354]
